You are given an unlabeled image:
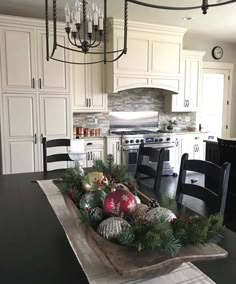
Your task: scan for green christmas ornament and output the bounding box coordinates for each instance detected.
[79,190,106,215]
[89,207,105,225]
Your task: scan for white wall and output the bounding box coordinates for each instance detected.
[183,33,236,137]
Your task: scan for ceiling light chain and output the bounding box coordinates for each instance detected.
[45,0,236,65]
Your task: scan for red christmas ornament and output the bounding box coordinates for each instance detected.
[103,189,137,218]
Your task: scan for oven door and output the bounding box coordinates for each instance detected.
[122,143,176,175]
[122,145,140,173]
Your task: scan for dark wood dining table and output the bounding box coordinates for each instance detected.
[0,171,235,284]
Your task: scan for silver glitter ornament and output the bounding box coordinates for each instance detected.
[97,217,131,241]
[146,207,176,223]
[89,207,105,224]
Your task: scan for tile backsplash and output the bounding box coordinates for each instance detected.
[73,88,196,134]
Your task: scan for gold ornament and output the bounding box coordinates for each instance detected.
[146,207,176,223]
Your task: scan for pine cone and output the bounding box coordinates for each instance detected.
[148,199,160,210]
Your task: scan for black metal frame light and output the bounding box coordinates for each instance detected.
[45,0,236,65]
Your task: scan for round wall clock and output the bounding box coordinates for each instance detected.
[212,46,223,60]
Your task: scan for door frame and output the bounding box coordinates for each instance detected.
[197,61,234,138]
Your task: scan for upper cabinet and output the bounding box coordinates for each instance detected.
[36,30,70,93]
[0,24,70,93]
[72,48,107,112]
[165,50,205,112]
[0,27,36,91]
[106,19,186,93]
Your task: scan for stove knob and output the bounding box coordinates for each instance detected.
[140,139,144,143]
[166,138,171,142]
[155,138,159,143]
[130,140,134,143]
[136,139,140,144]
[125,140,129,144]
[159,138,163,142]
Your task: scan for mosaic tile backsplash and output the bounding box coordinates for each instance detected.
[73,88,196,135]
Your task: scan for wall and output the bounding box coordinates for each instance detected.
[73,88,196,134]
[183,33,236,137]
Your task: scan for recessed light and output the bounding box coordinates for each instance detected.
[183,16,192,21]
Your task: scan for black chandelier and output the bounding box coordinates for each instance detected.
[45,0,236,65]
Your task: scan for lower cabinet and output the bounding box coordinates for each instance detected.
[1,93,71,174]
[82,138,105,168]
[106,137,121,165]
[173,133,207,173]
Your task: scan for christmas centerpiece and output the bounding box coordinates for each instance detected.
[57,155,227,277]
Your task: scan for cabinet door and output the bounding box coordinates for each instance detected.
[0,27,36,92]
[72,50,107,112]
[151,40,181,76]
[72,52,87,111]
[39,95,71,139]
[107,138,121,165]
[39,95,71,171]
[87,52,107,111]
[2,94,39,173]
[184,58,200,111]
[181,136,195,160]
[115,34,149,74]
[37,31,70,93]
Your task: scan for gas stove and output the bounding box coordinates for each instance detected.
[110,129,175,147]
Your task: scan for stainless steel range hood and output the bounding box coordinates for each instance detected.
[109,111,159,129]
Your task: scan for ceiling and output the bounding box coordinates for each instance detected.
[0,0,236,43]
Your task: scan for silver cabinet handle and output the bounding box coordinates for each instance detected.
[87,152,90,160]
[39,78,42,89]
[32,78,35,89]
[187,100,189,107]
[175,138,178,147]
[89,98,91,107]
[85,98,88,107]
[90,151,93,160]
[34,134,37,144]
[184,100,186,107]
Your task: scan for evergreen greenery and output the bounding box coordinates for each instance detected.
[93,154,131,183]
[57,158,225,257]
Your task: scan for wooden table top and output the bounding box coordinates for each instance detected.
[0,171,235,284]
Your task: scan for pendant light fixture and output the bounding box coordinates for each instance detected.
[45,0,236,65]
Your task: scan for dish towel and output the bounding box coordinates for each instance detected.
[37,179,216,284]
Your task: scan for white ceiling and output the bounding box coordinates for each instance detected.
[0,0,236,43]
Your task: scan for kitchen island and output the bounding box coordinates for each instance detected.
[1,171,236,284]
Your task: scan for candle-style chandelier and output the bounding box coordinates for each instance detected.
[45,0,236,65]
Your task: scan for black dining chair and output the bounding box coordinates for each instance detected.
[42,137,72,172]
[176,153,230,216]
[135,143,165,197]
[217,138,236,222]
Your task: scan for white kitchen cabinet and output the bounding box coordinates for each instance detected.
[0,25,70,93]
[1,93,71,174]
[166,50,205,112]
[106,137,121,165]
[2,94,40,173]
[81,139,105,168]
[0,27,36,92]
[36,31,70,93]
[106,19,186,93]
[72,49,107,112]
[173,133,207,173]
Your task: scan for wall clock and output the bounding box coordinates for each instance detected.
[212,46,223,60]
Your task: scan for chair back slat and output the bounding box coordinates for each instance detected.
[47,154,72,163]
[176,153,230,216]
[42,137,72,172]
[136,164,157,178]
[46,139,71,148]
[135,144,165,197]
[184,159,222,180]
